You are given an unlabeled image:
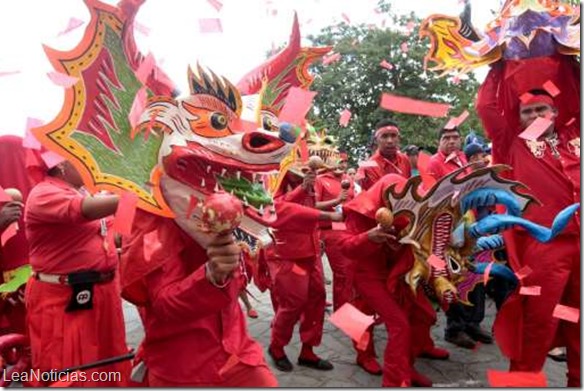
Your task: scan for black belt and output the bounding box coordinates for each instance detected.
[34,270,115,286]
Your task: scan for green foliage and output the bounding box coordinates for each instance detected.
[305,1,482,163]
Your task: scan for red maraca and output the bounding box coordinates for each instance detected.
[340,179,351,190]
[201,192,244,234]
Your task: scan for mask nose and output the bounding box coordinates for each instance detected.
[278,122,298,143]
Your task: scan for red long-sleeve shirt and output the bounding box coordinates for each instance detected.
[476,65,580,233]
[357,151,411,191]
[427,150,469,181]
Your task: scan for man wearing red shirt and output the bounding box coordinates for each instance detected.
[314,154,355,311]
[25,161,129,387]
[121,209,278,387]
[427,127,469,180]
[267,171,337,373]
[357,120,411,191]
[477,65,581,386]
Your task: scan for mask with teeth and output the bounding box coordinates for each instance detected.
[31,0,328,255]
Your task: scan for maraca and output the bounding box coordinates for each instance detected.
[307,155,325,172]
[340,179,351,190]
[201,192,244,234]
[375,207,394,230]
[4,188,22,203]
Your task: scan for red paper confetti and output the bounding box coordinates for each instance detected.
[136,53,156,85]
[134,21,150,36]
[380,93,450,118]
[292,263,307,276]
[428,254,446,270]
[341,13,351,24]
[356,330,370,351]
[400,42,409,53]
[322,52,341,66]
[519,92,534,104]
[22,118,43,150]
[339,109,352,127]
[112,192,139,236]
[444,110,470,130]
[380,59,393,70]
[129,87,148,128]
[332,222,347,231]
[514,265,532,280]
[0,223,18,246]
[519,286,541,296]
[278,87,317,125]
[552,304,580,323]
[487,369,547,387]
[483,261,494,285]
[47,72,79,88]
[40,151,65,169]
[0,70,21,78]
[358,160,378,168]
[329,303,375,343]
[198,18,223,33]
[518,117,553,141]
[142,230,160,262]
[207,0,223,12]
[299,139,309,163]
[565,117,576,127]
[416,152,437,190]
[57,17,84,36]
[542,80,560,97]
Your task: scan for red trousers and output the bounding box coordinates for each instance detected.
[497,234,580,386]
[148,361,278,387]
[269,256,326,348]
[26,278,130,387]
[321,229,355,311]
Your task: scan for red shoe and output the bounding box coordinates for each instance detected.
[356,353,382,376]
[247,308,259,318]
[419,346,450,360]
[411,370,433,387]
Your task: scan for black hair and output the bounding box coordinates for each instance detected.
[375,119,400,130]
[527,89,554,99]
[403,145,420,156]
[438,126,460,140]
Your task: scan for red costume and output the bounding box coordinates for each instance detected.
[0,135,38,335]
[356,150,411,191]
[314,172,355,310]
[476,56,580,386]
[341,175,439,386]
[269,183,326,354]
[24,177,129,386]
[427,150,468,180]
[121,210,277,387]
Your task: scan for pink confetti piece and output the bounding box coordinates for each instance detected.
[483,261,494,285]
[519,286,541,296]
[341,13,351,24]
[47,71,79,88]
[552,304,580,323]
[400,42,409,53]
[518,117,553,141]
[57,17,84,36]
[22,118,44,150]
[428,254,446,270]
[329,303,375,343]
[542,80,560,97]
[134,21,150,36]
[322,52,341,66]
[198,18,223,33]
[339,109,352,127]
[380,93,450,118]
[112,192,139,236]
[1,223,18,246]
[136,53,156,85]
[332,222,347,231]
[40,151,65,169]
[207,0,223,12]
[128,87,148,128]
[358,160,378,168]
[0,71,21,78]
[487,370,547,387]
[380,59,393,70]
[514,265,532,280]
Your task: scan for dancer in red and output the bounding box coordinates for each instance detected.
[314,154,355,311]
[476,57,580,387]
[24,160,129,387]
[267,171,339,372]
[341,175,440,387]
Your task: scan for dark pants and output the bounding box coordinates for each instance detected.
[445,284,485,337]
[485,276,517,311]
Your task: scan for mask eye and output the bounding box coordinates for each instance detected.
[210,112,227,130]
[324,137,333,145]
[262,117,273,130]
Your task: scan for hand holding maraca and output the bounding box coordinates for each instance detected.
[0,188,23,233]
[202,193,244,286]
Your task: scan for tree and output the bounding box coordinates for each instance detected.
[306,1,481,163]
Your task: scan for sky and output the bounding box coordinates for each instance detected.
[0,0,499,137]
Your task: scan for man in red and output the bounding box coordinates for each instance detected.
[477,63,580,386]
[427,126,468,179]
[314,153,355,311]
[25,160,129,386]
[267,171,338,372]
[427,126,493,349]
[357,119,411,190]
[121,207,278,387]
[341,174,441,386]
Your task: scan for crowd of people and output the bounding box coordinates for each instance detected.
[0,77,579,387]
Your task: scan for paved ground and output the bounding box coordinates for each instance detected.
[123,259,567,387]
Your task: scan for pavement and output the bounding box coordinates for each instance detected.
[123,258,568,387]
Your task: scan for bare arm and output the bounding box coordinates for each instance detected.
[81,194,120,220]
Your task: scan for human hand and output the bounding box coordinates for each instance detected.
[338,189,348,202]
[206,233,241,285]
[0,202,23,233]
[367,225,400,250]
[302,171,316,190]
